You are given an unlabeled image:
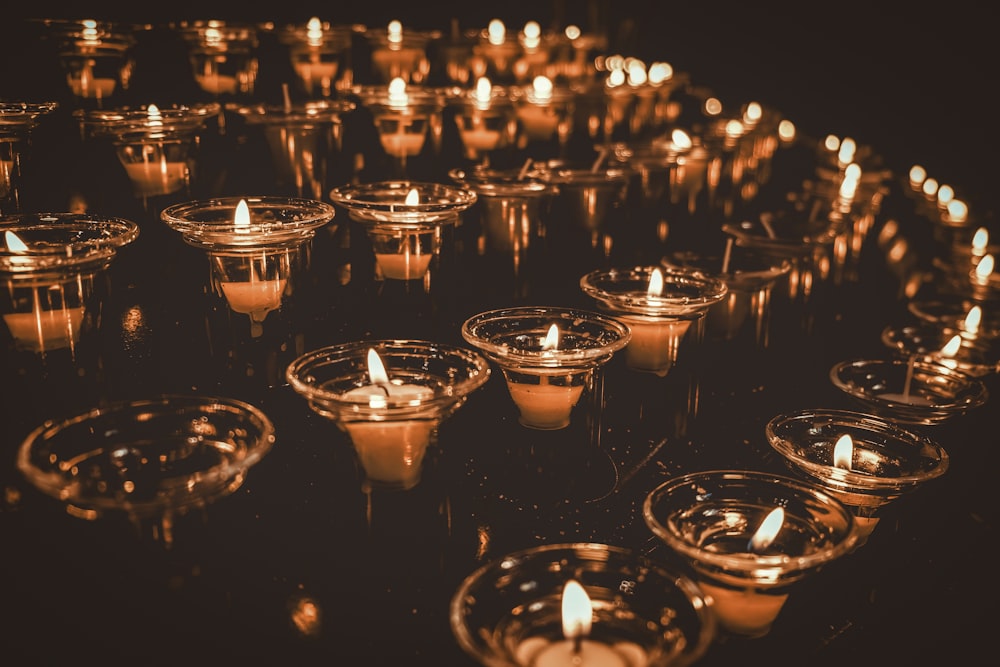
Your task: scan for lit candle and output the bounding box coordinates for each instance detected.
[699,507,790,637]
[193,26,239,94]
[620,268,692,376]
[292,18,340,93]
[67,62,117,99]
[517,76,561,140]
[503,324,585,430]
[217,200,287,322]
[373,188,434,280]
[831,434,879,537]
[370,20,425,82]
[1,231,85,351]
[514,580,641,667]
[340,348,435,488]
[121,105,190,196]
[378,78,427,158]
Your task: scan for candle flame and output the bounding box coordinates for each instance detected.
[234,199,251,232]
[542,324,559,351]
[778,119,796,142]
[972,227,989,253]
[922,177,939,198]
[703,97,722,116]
[404,188,420,206]
[975,254,994,280]
[964,305,982,335]
[522,20,541,40]
[4,230,27,252]
[531,75,553,100]
[367,347,390,385]
[670,128,692,150]
[146,103,163,128]
[474,77,492,104]
[823,135,840,152]
[561,580,592,640]
[388,77,408,102]
[837,137,856,165]
[936,184,954,206]
[748,507,785,553]
[564,25,581,40]
[743,101,762,125]
[833,434,853,470]
[487,19,506,45]
[908,164,927,187]
[724,119,743,138]
[387,19,403,43]
[947,199,968,224]
[647,61,673,84]
[940,334,962,358]
[647,267,664,297]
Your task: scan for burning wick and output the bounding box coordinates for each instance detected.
[902,355,916,402]
[720,237,734,275]
[748,506,785,553]
[561,580,590,656]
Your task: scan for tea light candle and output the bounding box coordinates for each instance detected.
[67,66,117,99]
[517,76,561,140]
[504,324,585,430]
[3,306,86,352]
[513,580,643,667]
[194,72,238,95]
[217,200,287,322]
[375,247,432,280]
[123,160,188,197]
[370,21,425,81]
[340,348,435,488]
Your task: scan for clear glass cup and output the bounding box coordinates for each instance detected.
[461,306,630,431]
[0,102,59,214]
[881,321,1000,378]
[285,339,490,491]
[363,22,439,85]
[229,99,356,199]
[644,469,859,638]
[329,180,476,282]
[76,103,221,206]
[36,19,136,105]
[276,18,360,98]
[766,408,950,544]
[449,542,716,667]
[173,21,260,98]
[448,83,520,162]
[829,357,989,425]
[510,78,576,155]
[1,212,139,355]
[17,394,276,549]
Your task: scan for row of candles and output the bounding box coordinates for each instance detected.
[3,15,998,667]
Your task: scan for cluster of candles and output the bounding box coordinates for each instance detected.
[2,11,996,667]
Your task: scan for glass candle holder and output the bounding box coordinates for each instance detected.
[174,20,260,97]
[329,180,476,281]
[16,394,276,549]
[160,196,336,337]
[276,18,359,98]
[907,294,1000,342]
[579,266,728,376]
[285,339,490,491]
[461,306,630,430]
[531,159,630,243]
[662,247,791,347]
[766,408,950,544]
[1,212,139,354]
[511,76,576,151]
[0,102,59,215]
[76,102,221,202]
[471,19,524,84]
[881,321,1000,378]
[449,542,716,667]
[643,469,859,638]
[449,79,520,162]
[829,357,989,425]
[37,18,135,104]
[363,21,439,85]
[353,80,451,177]
[229,99,356,199]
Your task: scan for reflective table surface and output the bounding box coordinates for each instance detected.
[1,12,997,667]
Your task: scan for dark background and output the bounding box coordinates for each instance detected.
[2,0,995,221]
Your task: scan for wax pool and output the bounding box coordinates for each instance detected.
[3,307,86,352]
[195,73,238,95]
[460,128,502,152]
[375,252,433,280]
[341,382,436,489]
[697,582,788,637]
[67,73,116,99]
[615,315,692,376]
[220,278,287,322]
[505,372,584,429]
[380,129,426,158]
[123,161,188,197]
[515,636,645,667]
[516,105,560,141]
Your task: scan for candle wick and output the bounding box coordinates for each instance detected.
[571,632,583,655]
[377,383,392,397]
[282,83,292,114]
[720,237,734,275]
[902,355,915,402]
[517,158,533,181]
[590,147,606,173]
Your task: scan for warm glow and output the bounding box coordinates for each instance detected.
[837,137,856,165]
[975,254,994,280]
[564,25,581,40]
[749,507,784,552]
[367,347,390,385]
[725,119,744,138]
[647,61,673,84]
[947,199,968,224]
[833,434,853,470]
[387,19,403,43]
[778,119,796,142]
[388,77,408,104]
[936,184,954,206]
[922,177,939,198]
[146,103,163,127]
[487,19,506,45]
[703,97,722,116]
[474,77,492,105]
[607,68,625,87]
[531,75,553,99]
[522,21,541,40]
[306,17,323,43]
[908,164,927,187]
[823,134,840,152]
[743,101,762,124]
[560,580,592,640]
[940,334,962,358]
[4,230,27,252]
[234,199,251,231]
[972,227,989,253]
[671,128,692,150]
[964,305,982,335]
[647,267,664,296]
[839,163,860,200]
[405,188,419,206]
[542,324,559,351]
[626,60,647,86]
